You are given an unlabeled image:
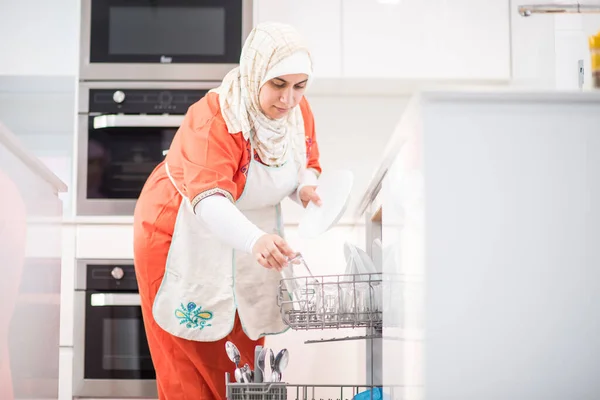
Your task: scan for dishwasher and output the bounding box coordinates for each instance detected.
[224,210,389,400]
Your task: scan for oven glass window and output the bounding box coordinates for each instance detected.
[109,7,225,56]
[87,123,175,199]
[84,293,155,379]
[103,318,150,371]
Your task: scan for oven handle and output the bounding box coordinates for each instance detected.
[90,293,141,307]
[93,114,185,129]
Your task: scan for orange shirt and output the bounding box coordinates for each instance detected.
[165,92,321,208]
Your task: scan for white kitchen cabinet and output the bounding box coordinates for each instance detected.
[360,89,600,399]
[0,0,79,76]
[0,120,66,400]
[254,0,343,78]
[342,0,511,80]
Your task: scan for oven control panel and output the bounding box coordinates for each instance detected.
[89,88,211,114]
[84,263,138,291]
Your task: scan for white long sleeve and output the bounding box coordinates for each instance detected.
[194,195,265,254]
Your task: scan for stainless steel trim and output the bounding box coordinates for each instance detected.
[241,0,254,53]
[91,293,141,307]
[93,114,185,129]
[73,291,157,398]
[518,3,600,16]
[81,62,238,82]
[79,0,253,81]
[78,80,217,113]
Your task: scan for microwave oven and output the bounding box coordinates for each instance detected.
[79,0,253,82]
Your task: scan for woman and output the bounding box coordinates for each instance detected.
[133,22,322,399]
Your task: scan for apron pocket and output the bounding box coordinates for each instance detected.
[152,271,236,342]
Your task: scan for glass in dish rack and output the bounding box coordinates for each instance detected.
[278,267,383,331]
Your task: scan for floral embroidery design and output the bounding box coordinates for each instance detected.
[305,135,313,161]
[174,302,214,329]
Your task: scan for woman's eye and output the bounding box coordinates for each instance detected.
[272,81,285,88]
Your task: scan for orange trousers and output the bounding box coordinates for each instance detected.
[0,170,27,400]
[133,163,263,400]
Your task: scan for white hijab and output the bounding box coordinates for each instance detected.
[210,22,313,167]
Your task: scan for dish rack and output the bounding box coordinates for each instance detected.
[277,272,383,344]
[225,373,389,400]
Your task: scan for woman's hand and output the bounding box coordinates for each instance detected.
[299,185,322,208]
[253,234,296,271]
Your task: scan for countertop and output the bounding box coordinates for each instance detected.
[355,87,600,215]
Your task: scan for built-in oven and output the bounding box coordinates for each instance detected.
[74,259,156,398]
[76,81,213,216]
[79,0,253,81]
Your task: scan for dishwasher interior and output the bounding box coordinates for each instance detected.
[225,201,387,400]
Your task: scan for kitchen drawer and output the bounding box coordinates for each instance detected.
[76,224,134,259]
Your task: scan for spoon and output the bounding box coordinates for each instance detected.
[277,348,289,371]
[269,348,275,371]
[225,341,241,367]
[242,363,252,383]
[271,349,289,382]
[225,341,243,382]
[234,368,244,383]
[256,347,268,383]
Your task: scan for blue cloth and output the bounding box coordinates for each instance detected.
[353,387,388,400]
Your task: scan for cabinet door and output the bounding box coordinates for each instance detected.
[342,0,510,80]
[254,0,343,78]
[0,0,78,76]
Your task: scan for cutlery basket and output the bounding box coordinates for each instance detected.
[225,373,385,400]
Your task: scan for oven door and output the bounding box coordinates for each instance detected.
[76,113,178,216]
[80,0,253,81]
[73,291,157,398]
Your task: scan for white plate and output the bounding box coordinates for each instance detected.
[297,169,354,238]
[343,242,377,274]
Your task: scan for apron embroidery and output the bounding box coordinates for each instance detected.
[174,302,214,329]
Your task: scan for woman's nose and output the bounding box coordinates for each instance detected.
[280,88,295,106]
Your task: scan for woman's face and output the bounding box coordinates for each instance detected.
[259,73,309,120]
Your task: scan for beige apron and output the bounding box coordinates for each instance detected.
[153,134,301,342]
